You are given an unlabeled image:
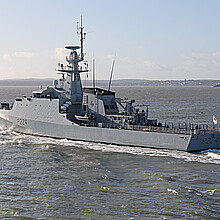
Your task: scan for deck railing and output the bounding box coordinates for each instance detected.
[125,124,219,135]
[80,122,220,135]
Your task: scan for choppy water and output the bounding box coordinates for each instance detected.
[0,86,220,219]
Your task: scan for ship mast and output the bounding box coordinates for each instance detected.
[78,16,86,61]
[108,58,115,91]
[57,17,88,115]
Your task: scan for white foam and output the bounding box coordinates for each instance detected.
[201,189,216,196]
[167,188,178,194]
[186,186,216,196]
[1,132,220,164]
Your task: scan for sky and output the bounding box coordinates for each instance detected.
[0,0,220,80]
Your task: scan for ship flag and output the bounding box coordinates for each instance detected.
[213,116,217,125]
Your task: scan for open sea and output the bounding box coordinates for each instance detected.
[0,86,220,219]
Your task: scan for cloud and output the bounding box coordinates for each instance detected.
[213,52,220,60]
[52,48,69,61]
[143,60,169,71]
[14,52,35,58]
[1,52,35,60]
[139,52,220,79]
[106,54,116,60]
[0,51,35,63]
[180,52,220,77]
[2,54,11,60]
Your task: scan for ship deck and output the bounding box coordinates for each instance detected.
[80,123,220,135]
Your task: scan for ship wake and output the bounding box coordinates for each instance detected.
[0,130,220,164]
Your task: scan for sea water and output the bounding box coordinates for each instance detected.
[0,86,219,219]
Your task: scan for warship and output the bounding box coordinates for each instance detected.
[0,18,220,152]
[212,83,220,88]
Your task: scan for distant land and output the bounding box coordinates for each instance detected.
[0,78,220,87]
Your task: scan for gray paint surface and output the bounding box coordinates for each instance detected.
[1,104,220,152]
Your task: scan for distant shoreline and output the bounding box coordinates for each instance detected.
[0,79,219,87]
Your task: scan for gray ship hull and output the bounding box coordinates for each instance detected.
[1,107,219,152]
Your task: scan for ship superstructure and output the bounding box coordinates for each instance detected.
[0,18,220,152]
[30,18,154,129]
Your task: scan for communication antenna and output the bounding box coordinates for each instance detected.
[77,16,86,61]
[92,59,96,94]
[108,56,116,91]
